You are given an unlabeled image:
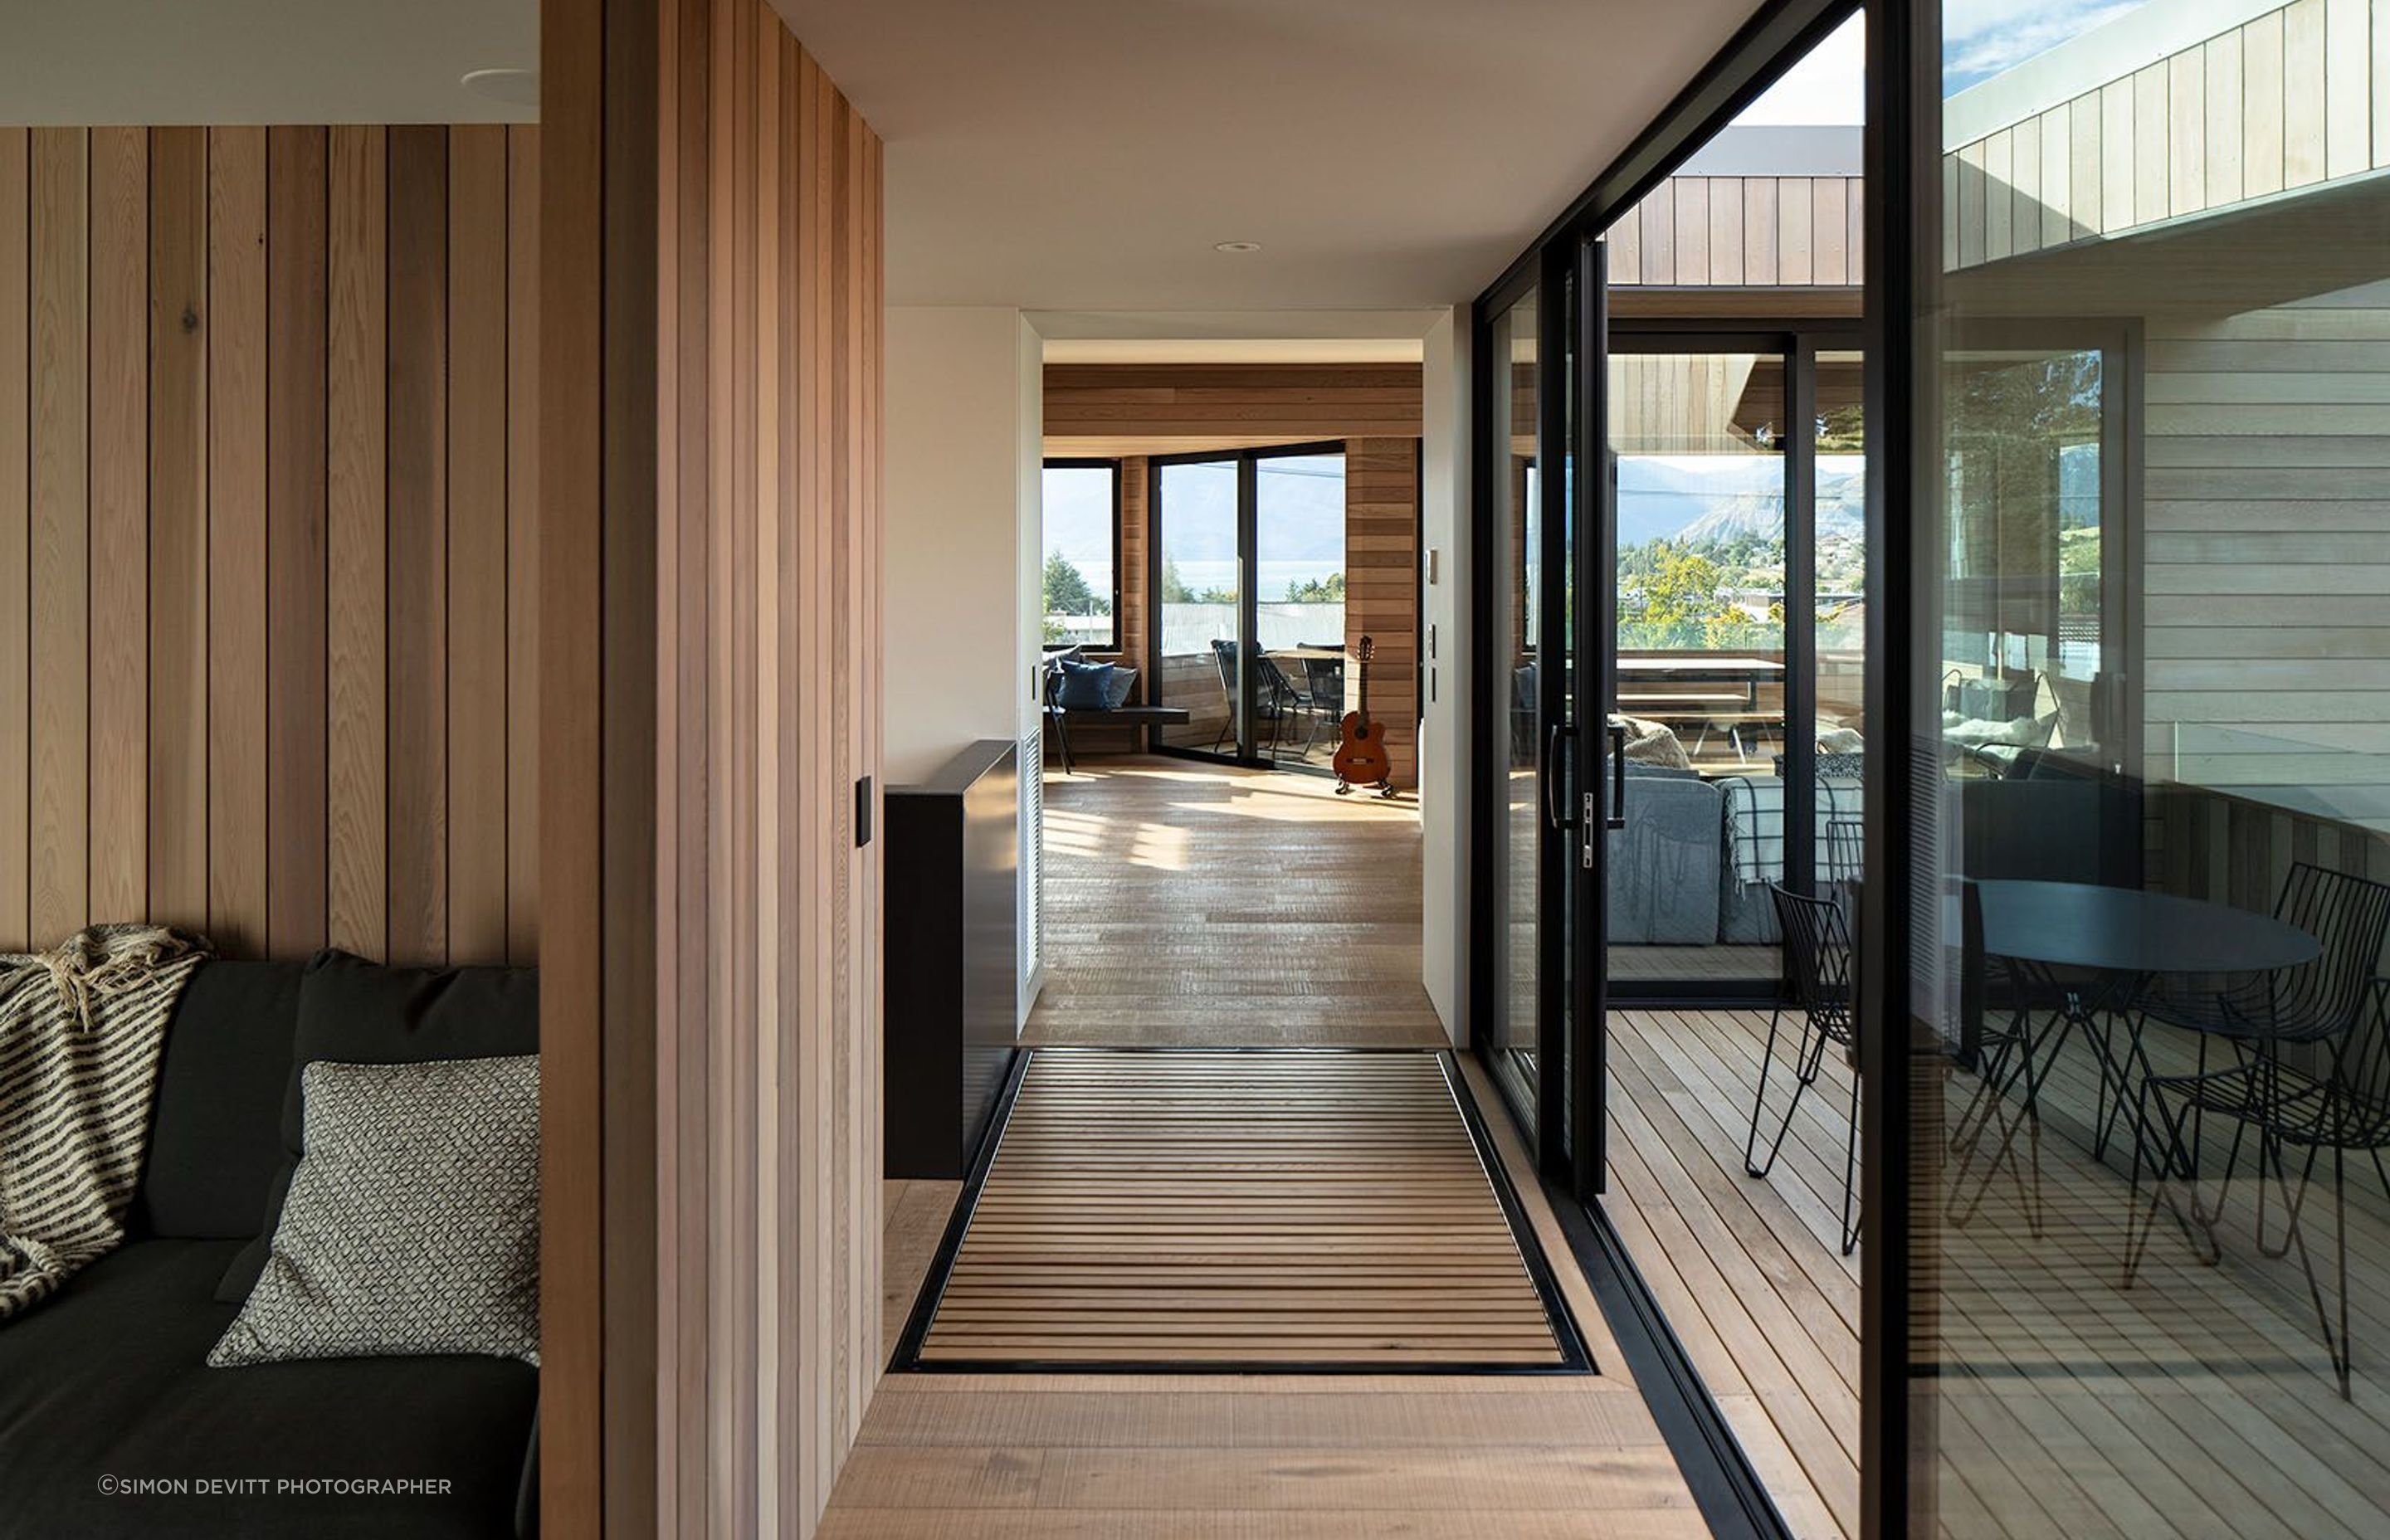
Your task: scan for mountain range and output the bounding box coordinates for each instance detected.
[1618,454,1866,547]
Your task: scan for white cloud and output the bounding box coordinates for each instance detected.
[1943,0,2147,91]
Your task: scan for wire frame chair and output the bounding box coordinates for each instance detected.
[2125,863,2390,1188]
[1822,815,1866,889]
[2127,864,2390,1398]
[1748,883,1862,1255]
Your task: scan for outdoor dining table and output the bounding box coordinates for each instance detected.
[1947,878,2321,1233]
[1614,655,1783,708]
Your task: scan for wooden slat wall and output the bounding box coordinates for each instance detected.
[1079,454,1150,672]
[0,124,539,962]
[1044,363,1422,443]
[1607,175,1865,289]
[2142,303,2390,826]
[1347,437,1420,788]
[653,1,885,1536]
[2148,780,2390,919]
[1118,455,1149,669]
[1944,0,2390,270]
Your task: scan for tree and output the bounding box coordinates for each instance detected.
[1043,551,1105,617]
[1635,541,1729,631]
[1619,539,1769,649]
[1285,572,1345,604]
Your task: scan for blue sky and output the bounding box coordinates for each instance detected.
[1727,0,2151,123]
[1943,0,2149,93]
[1043,456,1348,597]
[1043,464,1119,592]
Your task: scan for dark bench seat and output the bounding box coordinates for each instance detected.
[1044,703,1190,768]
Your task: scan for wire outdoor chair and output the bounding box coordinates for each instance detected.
[2125,864,2390,1397]
[1207,640,1300,755]
[1298,655,1345,759]
[1748,883,1862,1255]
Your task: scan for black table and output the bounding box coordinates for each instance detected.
[1948,879,2320,1234]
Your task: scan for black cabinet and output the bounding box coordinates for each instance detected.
[883,738,1020,1178]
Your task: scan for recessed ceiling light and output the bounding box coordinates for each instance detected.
[1213,241,1262,254]
[461,68,540,108]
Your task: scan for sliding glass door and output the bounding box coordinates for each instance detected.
[1149,444,1348,768]
[1255,451,1349,771]
[1883,0,2390,1530]
[1478,250,1603,1189]
[1482,283,1551,1143]
[1606,340,1792,994]
[1151,456,1240,756]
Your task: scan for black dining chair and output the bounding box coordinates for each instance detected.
[1298,655,1344,758]
[1208,639,1301,755]
[2125,865,2390,1396]
[2126,864,2390,1201]
[1747,883,1862,1255]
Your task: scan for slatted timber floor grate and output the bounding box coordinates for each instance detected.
[894,1047,1590,1372]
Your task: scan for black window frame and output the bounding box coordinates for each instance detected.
[1461,3,1872,1538]
[1145,440,1351,769]
[1039,456,1125,655]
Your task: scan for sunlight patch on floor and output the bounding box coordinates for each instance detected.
[1124,820,1191,871]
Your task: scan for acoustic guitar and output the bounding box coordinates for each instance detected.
[1331,635,1394,797]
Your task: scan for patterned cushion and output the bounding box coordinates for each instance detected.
[207,1055,540,1368]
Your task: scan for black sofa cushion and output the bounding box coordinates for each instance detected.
[0,1238,535,1538]
[216,951,539,1304]
[128,961,303,1242]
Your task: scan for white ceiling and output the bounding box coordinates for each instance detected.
[771,0,1765,310]
[0,1,538,124]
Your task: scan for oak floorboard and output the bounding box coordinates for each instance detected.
[1024,759,1442,1048]
[835,759,1705,1533]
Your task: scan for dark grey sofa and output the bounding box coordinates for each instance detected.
[0,956,539,1539]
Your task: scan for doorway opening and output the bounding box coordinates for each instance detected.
[1032,360,1432,1054]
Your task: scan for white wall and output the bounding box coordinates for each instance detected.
[884,307,1040,784]
[1011,314,1048,1021]
[1420,308,1471,1045]
[884,306,1047,1030]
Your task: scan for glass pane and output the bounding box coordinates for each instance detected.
[1815,351,1866,888]
[1912,1,2390,1530]
[1489,290,1542,1133]
[1255,452,1348,771]
[1041,464,1117,652]
[1153,458,1239,754]
[1608,350,1787,986]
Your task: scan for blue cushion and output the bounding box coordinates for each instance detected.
[1056,659,1116,710]
[1101,665,1137,709]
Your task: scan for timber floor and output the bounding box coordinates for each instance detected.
[1607,1004,2390,1540]
[1026,759,1443,1048]
[906,1047,1578,1369]
[1612,943,1781,984]
[835,1055,1704,1538]
[830,760,1708,1536]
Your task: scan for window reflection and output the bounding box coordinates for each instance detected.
[1916,0,2390,1530]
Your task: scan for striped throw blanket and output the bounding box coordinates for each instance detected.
[0,924,214,1322]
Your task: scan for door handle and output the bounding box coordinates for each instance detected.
[1543,724,1576,831]
[1607,722,1628,831]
